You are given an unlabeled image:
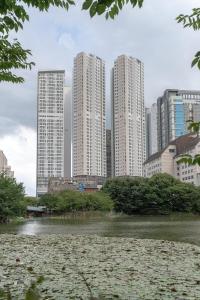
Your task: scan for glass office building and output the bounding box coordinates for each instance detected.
[157,89,200,150]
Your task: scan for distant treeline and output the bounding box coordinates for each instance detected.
[1,172,200,223]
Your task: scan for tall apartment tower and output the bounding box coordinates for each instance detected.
[37,70,65,196]
[111,55,145,177]
[64,86,72,178]
[145,103,158,158]
[157,89,200,150]
[145,107,151,159]
[72,52,106,177]
[106,129,112,178]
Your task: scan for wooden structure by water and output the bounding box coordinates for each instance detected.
[26,206,47,217]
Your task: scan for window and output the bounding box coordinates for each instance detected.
[169,149,175,153]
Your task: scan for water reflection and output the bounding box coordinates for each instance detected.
[1,214,200,246]
[19,220,42,235]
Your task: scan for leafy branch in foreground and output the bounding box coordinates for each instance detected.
[177,8,200,69]
[177,154,200,166]
[82,0,144,19]
[0,36,35,83]
[1,0,200,83]
[177,120,200,166]
[187,120,200,137]
[0,0,74,83]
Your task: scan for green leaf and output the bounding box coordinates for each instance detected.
[89,1,97,17]
[117,0,122,10]
[82,0,93,10]
[191,57,199,68]
[67,0,75,5]
[96,3,106,15]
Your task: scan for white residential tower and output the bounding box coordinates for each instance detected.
[72,52,106,177]
[36,70,65,196]
[111,55,145,176]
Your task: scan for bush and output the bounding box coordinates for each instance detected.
[39,190,113,213]
[102,174,200,215]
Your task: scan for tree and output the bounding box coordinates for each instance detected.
[103,174,200,215]
[38,190,113,213]
[1,0,200,83]
[0,173,25,223]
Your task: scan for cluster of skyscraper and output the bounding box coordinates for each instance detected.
[36,52,200,196]
[146,89,200,158]
[36,53,145,196]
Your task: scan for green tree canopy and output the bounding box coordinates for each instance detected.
[103,174,200,215]
[0,173,25,223]
[39,190,114,213]
[1,0,200,83]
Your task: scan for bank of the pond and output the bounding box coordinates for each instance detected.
[0,235,200,299]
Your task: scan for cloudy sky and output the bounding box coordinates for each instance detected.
[0,0,200,195]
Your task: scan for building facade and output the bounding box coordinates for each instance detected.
[157,89,200,151]
[36,70,65,196]
[145,107,151,159]
[111,55,145,177]
[72,52,106,177]
[106,129,112,178]
[150,103,158,155]
[0,150,14,177]
[145,103,158,159]
[144,134,200,186]
[64,86,72,178]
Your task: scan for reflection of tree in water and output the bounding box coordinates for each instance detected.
[102,215,200,246]
[1,214,200,246]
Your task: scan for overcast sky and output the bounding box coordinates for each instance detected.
[0,0,200,195]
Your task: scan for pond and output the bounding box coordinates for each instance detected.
[1,214,200,246]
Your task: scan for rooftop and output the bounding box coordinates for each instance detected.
[144,134,200,164]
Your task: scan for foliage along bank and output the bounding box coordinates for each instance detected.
[102,173,200,215]
[1,171,200,223]
[0,173,25,223]
[38,190,114,213]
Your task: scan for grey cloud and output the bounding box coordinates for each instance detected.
[0,74,36,136]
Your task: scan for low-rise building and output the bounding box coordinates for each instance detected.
[144,134,200,185]
[0,150,14,177]
[48,175,107,193]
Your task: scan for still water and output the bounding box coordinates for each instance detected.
[1,214,200,246]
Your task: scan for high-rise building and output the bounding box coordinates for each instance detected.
[36,70,65,196]
[157,89,200,150]
[145,103,158,158]
[111,55,145,177]
[145,107,151,159]
[106,129,111,178]
[150,103,158,155]
[72,52,106,177]
[64,86,72,178]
